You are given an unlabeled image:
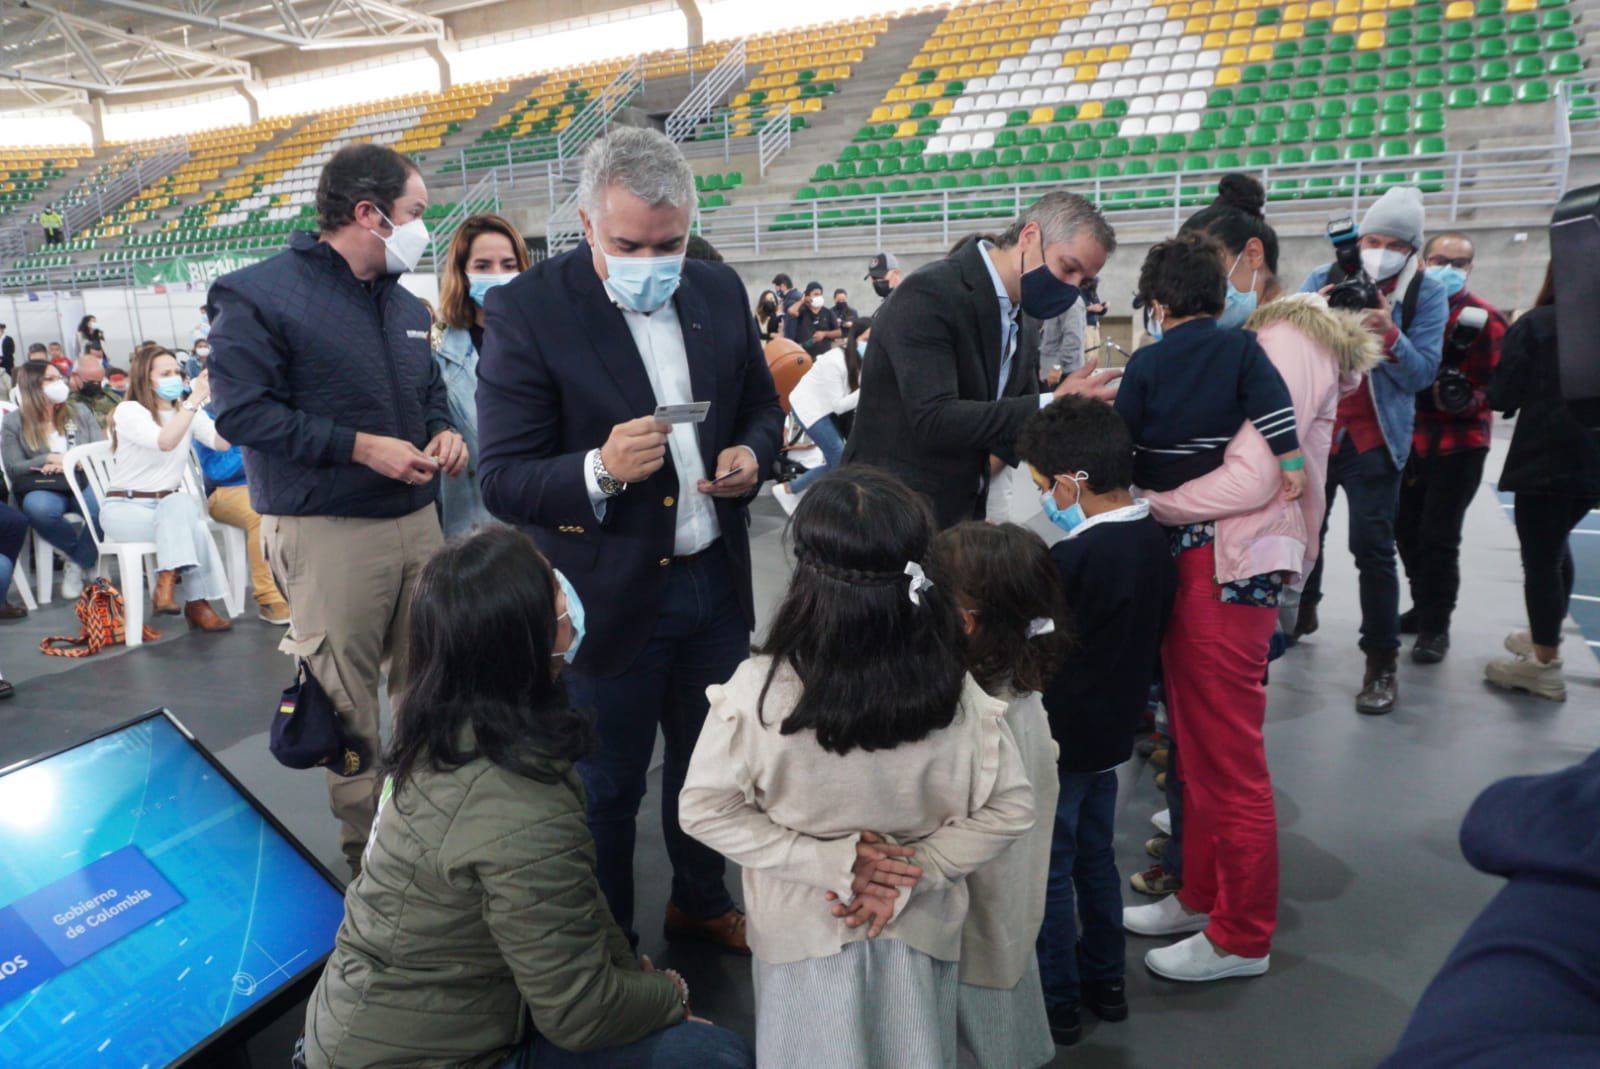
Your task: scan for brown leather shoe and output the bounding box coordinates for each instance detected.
[664,901,750,955]
[153,570,181,614]
[0,603,26,620]
[184,599,233,632]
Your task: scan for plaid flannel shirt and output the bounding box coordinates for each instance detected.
[1411,290,1506,459]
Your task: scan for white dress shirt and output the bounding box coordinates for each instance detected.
[978,241,1058,412]
[109,401,217,493]
[584,290,720,557]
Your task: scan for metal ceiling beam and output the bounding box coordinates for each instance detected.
[19,1,255,77]
[0,67,247,95]
[80,0,445,47]
[80,0,333,47]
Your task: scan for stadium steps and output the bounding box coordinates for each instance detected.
[424,76,547,178]
[725,9,949,203]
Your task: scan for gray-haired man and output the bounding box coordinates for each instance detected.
[477,127,783,953]
[843,192,1122,527]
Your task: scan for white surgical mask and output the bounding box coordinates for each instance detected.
[1361,246,1410,282]
[809,295,824,310]
[376,209,430,275]
[42,379,70,404]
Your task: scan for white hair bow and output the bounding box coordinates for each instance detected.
[1027,617,1056,638]
[904,561,933,605]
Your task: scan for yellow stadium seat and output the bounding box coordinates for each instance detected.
[958,62,978,77]
[1078,100,1104,119]
[1085,46,1107,61]
[1202,31,1227,47]
[1228,28,1252,44]
[1108,44,1130,60]
[896,120,920,138]
[1169,2,1191,15]
[887,87,906,102]
[1308,0,1332,14]
[868,105,890,123]
[897,72,917,86]
[1233,11,1254,26]
[1029,106,1054,124]
[1062,48,1084,63]
[1335,0,1358,11]
[1193,0,1213,13]
[890,103,911,120]
[1252,24,1278,41]
[1359,11,1384,27]
[931,98,954,116]
[1332,15,1357,31]
[1222,46,1247,63]
[1215,66,1242,85]
[1186,17,1208,33]
[1443,0,1472,13]
[1075,64,1099,81]
[1357,28,1384,48]
[1505,0,1535,8]
[978,60,998,75]
[1247,42,1273,60]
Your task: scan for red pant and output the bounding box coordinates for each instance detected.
[1164,544,1279,958]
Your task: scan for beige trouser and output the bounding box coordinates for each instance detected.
[262,505,443,867]
[207,486,287,610]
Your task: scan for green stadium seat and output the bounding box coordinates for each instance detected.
[974,149,997,169]
[1543,12,1574,33]
[1319,98,1347,120]
[1446,21,1473,42]
[1517,81,1551,103]
[1550,53,1584,76]
[1511,34,1540,55]
[1329,33,1355,54]
[999,147,1022,166]
[1019,127,1043,146]
[1447,88,1477,108]
[1481,60,1511,81]
[839,145,860,162]
[1048,142,1073,163]
[1515,56,1546,78]
[1293,80,1319,99]
[1355,52,1382,73]
[1132,135,1159,155]
[1242,64,1267,83]
[994,130,1018,148]
[1445,64,1474,84]
[1235,86,1264,106]
[1276,41,1301,59]
[1054,105,1078,122]
[1067,122,1091,141]
[902,156,926,174]
[1249,125,1278,148]
[1215,151,1243,169]
[1245,149,1272,167]
[1546,28,1578,49]
[1306,18,1331,36]
[1296,58,1324,77]
[1024,145,1049,164]
[1346,116,1376,138]
[1384,70,1413,90]
[1481,84,1514,106]
[1416,136,1447,154]
[1352,96,1379,117]
[1481,39,1509,59]
[1230,108,1256,128]
[1313,119,1341,141]
[1093,121,1119,139]
[1202,111,1228,131]
[1220,128,1247,149]
[984,170,1011,186]
[1208,88,1235,108]
[1077,141,1102,161]
[1095,162,1121,179]
[1104,138,1130,158]
[1326,54,1355,75]
[1324,76,1351,95]
[1477,0,1504,14]
[1270,61,1296,81]
[1478,16,1506,37]
[810,163,833,182]
[880,158,903,176]
[1067,164,1092,180]
[1446,41,1475,63]
[1006,110,1029,126]
[1104,100,1130,119]
[857,160,879,178]
[1380,113,1410,136]
[1040,166,1065,183]
[1014,168,1038,185]
[1158,133,1187,153]
[1282,120,1310,144]
[951,150,974,169]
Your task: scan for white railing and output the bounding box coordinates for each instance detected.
[688,144,1571,257]
[666,38,746,142]
[420,171,501,273]
[554,58,644,177]
[758,104,793,178]
[1558,77,1600,150]
[545,185,585,254]
[65,137,190,239]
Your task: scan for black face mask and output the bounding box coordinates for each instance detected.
[78,381,102,398]
[872,279,892,298]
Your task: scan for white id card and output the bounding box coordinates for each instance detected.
[654,402,711,424]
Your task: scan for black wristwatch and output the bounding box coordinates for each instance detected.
[593,450,627,496]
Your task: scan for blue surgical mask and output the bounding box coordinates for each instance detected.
[468,273,514,305]
[1426,264,1467,299]
[553,568,586,665]
[856,339,868,358]
[1018,238,1082,320]
[1217,251,1259,329]
[1145,309,1165,343]
[1040,470,1089,534]
[155,375,187,402]
[604,252,684,314]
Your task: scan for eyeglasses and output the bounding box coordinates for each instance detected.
[1426,256,1473,270]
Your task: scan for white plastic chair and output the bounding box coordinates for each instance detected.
[184,456,246,619]
[1122,116,1149,136]
[63,441,232,648]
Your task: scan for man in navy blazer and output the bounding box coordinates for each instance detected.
[477,128,782,953]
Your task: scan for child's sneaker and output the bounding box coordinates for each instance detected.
[1124,895,1207,936]
[1145,835,1168,860]
[1131,863,1182,896]
[1151,808,1172,835]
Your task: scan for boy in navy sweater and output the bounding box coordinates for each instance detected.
[1017,396,1178,1046]
[1116,232,1305,498]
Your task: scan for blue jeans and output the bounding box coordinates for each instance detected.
[567,541,745,944]
[1302,444,1403,653]
[20,489,99,570]
[787,414,845,493]
[0,503,29,596]
[100,494,226,600]
[1162,739,1185,879]
[497,1022,753,1069]
[1036,768,1124,1008]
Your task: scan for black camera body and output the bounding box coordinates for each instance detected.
[1432,305,1488,416]
[1324,215,1380,311]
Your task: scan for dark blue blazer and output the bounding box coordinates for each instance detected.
[476,243,783,676]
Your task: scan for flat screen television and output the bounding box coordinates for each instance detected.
[0,710,347,1068]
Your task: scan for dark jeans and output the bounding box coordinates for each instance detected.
[496,1022,754,1069]
[788,414,845,493]
[0,502,28,596]
[1162,737,1185,880]
[1303,444,1404,653]
[1513,493,1598,648]
[1396,448,1487,635]
[1036,768,1124,1008]
[568,542,744,945]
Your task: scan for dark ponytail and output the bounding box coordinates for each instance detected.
[1181,173,1280,275]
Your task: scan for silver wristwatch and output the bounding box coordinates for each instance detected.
[593,450,627,496]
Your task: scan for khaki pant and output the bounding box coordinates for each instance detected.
[207,486,287,611]
[263,506,443,867]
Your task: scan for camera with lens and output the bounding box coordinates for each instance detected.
[1432,305,1488,416]
[1324,215,1380,312]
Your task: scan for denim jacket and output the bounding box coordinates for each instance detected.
[1300,262,1446,469]
[434,326,494,537]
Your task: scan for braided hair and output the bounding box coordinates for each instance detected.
[755,467,966,755]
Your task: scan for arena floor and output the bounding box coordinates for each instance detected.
[2,425,1594,1069]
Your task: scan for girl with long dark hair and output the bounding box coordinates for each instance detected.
[927,521,1070,1064]
[302,526,753,1069]
[680,466,1035,1069]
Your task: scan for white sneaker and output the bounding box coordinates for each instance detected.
[769,481,803,517]
[1503,631,1534,659]
[1151,808,1172,836]
[1145,932,1269,982]
[1485,654,1566,702]
[1124,895,1208,937]
[60,562,84,600]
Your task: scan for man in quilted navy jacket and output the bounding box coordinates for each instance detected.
[207,143,466,874]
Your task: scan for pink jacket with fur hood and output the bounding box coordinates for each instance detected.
[1141,294,1381,587]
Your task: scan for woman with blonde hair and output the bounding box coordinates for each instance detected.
[434,213,530,535]
[99,344,231,631]
[1,360,104,598]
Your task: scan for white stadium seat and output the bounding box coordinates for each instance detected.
[1146,114,1174,135]
[1128,95,1154,116]
[1173,112,1200,133]
[1181,90,1207,110]
[1121,116,1148,136]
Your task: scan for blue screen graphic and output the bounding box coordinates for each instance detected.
[0,714,346,1068]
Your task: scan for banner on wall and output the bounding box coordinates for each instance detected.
[133,251,271,289]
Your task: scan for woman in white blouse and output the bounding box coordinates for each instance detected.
[100,344,231,632]
[768,318,870,516]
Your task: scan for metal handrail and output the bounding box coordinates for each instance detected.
[420,171,501,273]
[554,57,644,177]
[666,38,747,142]
[758,104,793,178]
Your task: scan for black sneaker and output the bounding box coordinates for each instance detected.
[1047,1002,1082,1046]
[1412,632,1449,665]
[1398,608,1420,635]
[1083,979,1129,1023]
[1292,601,1319,639]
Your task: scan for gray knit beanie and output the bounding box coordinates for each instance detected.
[1360,186,1425,251]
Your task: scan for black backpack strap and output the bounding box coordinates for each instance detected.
[1399,270,1424,336]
